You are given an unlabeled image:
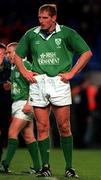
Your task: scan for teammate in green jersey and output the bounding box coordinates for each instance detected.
[0,42,41,176]
[15,4,92,178]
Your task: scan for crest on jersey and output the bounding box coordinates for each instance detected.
[55,38,61,46]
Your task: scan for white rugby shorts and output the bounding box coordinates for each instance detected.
[12,100,34,121]
[29,74,72,107]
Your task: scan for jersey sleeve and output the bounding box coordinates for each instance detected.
[67,29,90,55]
[15,32,29,58]
[24,60,32,71]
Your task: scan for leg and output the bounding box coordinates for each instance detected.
[34,106,52,176]
[34,106,50,141]
[52,105,72,167]
[52,105,71,136]
[8,117,27,139]
[22,120,35,144]
[52,105,78,178]
[2,117,27,169]
[22,120,41,172]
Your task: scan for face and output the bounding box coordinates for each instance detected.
[6,46,15,64]
[38,10,56,32]
[0,48,6,65]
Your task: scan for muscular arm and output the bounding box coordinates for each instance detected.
[15,54,27,75]
[59,50,92,82]
[71,50,92,76]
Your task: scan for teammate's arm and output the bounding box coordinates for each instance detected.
[15,54,37,83]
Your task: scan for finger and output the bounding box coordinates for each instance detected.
[30,78,37,83]
[58,73,62,76]
[33,72,38,76]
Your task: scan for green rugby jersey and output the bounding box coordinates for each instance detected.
[16,24,90,77]
[11,58,32,101]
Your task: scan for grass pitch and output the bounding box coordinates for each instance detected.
[0,148,101,180]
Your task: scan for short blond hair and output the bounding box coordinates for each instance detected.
[39,4,57,17]
[7,42,18,48]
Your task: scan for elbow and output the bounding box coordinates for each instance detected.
[88,50,93,59]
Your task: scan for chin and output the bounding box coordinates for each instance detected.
[41,27,46,30]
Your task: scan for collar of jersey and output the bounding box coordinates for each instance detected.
[11,64,16,70]
[33,23,61,40]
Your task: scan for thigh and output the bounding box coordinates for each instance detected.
[22,121,34,137]
[34,106,50,140]
[8,117,27,138]
[34,106,50,126]
[52,105,72,136]
[22,121,35,143]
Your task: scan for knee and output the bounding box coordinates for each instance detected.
[23,132,35,144]
[58,121,72,136]
[38,123,49,134]
[37,123,49,140]
[8,128,18,139]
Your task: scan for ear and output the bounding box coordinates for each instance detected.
[52,15,57,22]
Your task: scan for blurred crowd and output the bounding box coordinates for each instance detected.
[71,76,101,148]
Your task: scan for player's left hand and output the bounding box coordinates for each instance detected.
[59,72,74,82]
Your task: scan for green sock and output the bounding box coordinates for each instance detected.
[27,141,41,171]
[38,137,50,166]
[60,136,73,169]
[4,138,18,166]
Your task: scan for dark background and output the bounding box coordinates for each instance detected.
[0,0,101,70]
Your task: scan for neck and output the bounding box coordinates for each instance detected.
[48,22,56,33]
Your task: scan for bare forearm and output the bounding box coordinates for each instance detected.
[15,54,27,76]
[57,50,92,82]
[71,50,92,76]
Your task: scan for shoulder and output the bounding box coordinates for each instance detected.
[25,26,40,36]
[60,25,77,34]
[23,26,40,41]
[60,25,82,41]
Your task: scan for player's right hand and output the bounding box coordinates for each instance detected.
[23,70,38,83]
